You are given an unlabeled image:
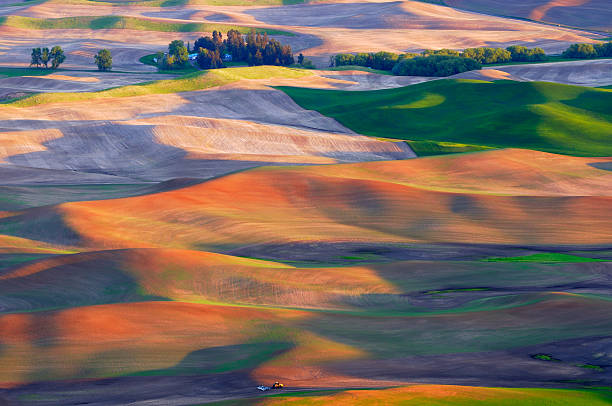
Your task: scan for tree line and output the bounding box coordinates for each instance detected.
[158,29,295,71]
[332,41,611,77]
[392,55,481,77]
[30,46,113,71]
[332,45,550,76]
[30,46,66,69]
[562,41,612,58]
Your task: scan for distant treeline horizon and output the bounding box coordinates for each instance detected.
[332,41,612,77]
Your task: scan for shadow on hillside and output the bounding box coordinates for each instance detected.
[127,342,292,378]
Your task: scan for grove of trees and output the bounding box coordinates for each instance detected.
[158,39,190,70]
[392,55,481,77]
[562,41,612,58]
[30,46,65,69]
[94,49,112,71]
[194,30,294,68]
[332,45,548,77]
[461,47,512,64]
[506,46,547,62]
[159,30,295,71]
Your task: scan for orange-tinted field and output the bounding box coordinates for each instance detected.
[0,0,611,404]
[2,149,608,251]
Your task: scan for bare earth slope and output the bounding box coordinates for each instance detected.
[1,149,609,250]
[0,80,413,183]
[444,0,612,31]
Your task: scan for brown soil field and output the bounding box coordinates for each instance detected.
[0,71,177,98]
[484,58,612,86]
[444,0,612,31]
[0,27,196,71]
[0,81,414,183]
[0,0,602,72]
[243,0,600,64]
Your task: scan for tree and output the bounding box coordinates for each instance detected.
[422,49,460,57]
[253,49,263,66]
[168,40,188,67]
[49,46,65,69]
[460,47,511,64]
[595,41,612,57]
[562,43,597,58]
[41,47,50,68]
[94,49,112,71]
[392,55,481,77]
[334,53,355,66]
[298,53,304,65]
[30,48,42,67]
[194,36,217,53]
[225,29,246,60]
[168,40,184,57]
[212,30,223,49]
[196,48,224,69]
[196,48,212,69]
[506,45,547,62]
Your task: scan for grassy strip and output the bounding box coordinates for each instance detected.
[424,288,489,295]
[2,66,312,108]
[277,79,612,157]
[406,140,494,156]
[0,15,293,35]
[0,67,59,78]
[139,54,199,74]
[484,253,605,263]
[327,65,393,75]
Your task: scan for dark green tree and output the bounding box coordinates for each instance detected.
[392,55,481,77]
[30,48,42,68]
[94,49,113,71]
[49,46,65,69]
[41,47,50,68]
[595,41,612,57]
[562,43,597,58]
[168,40,189,67]
[253,49,263,66]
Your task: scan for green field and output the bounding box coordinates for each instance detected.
[0,15,292,35]
[277,80,612,157]
[327,65,393,75]
[0,67,59,78]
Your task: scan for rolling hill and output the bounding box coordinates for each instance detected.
[278,79,612,157]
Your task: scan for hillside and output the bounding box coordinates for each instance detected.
[444,0,612,31]
[279,79,612,156]
[0,0,611,403]
[1,149,610,251]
